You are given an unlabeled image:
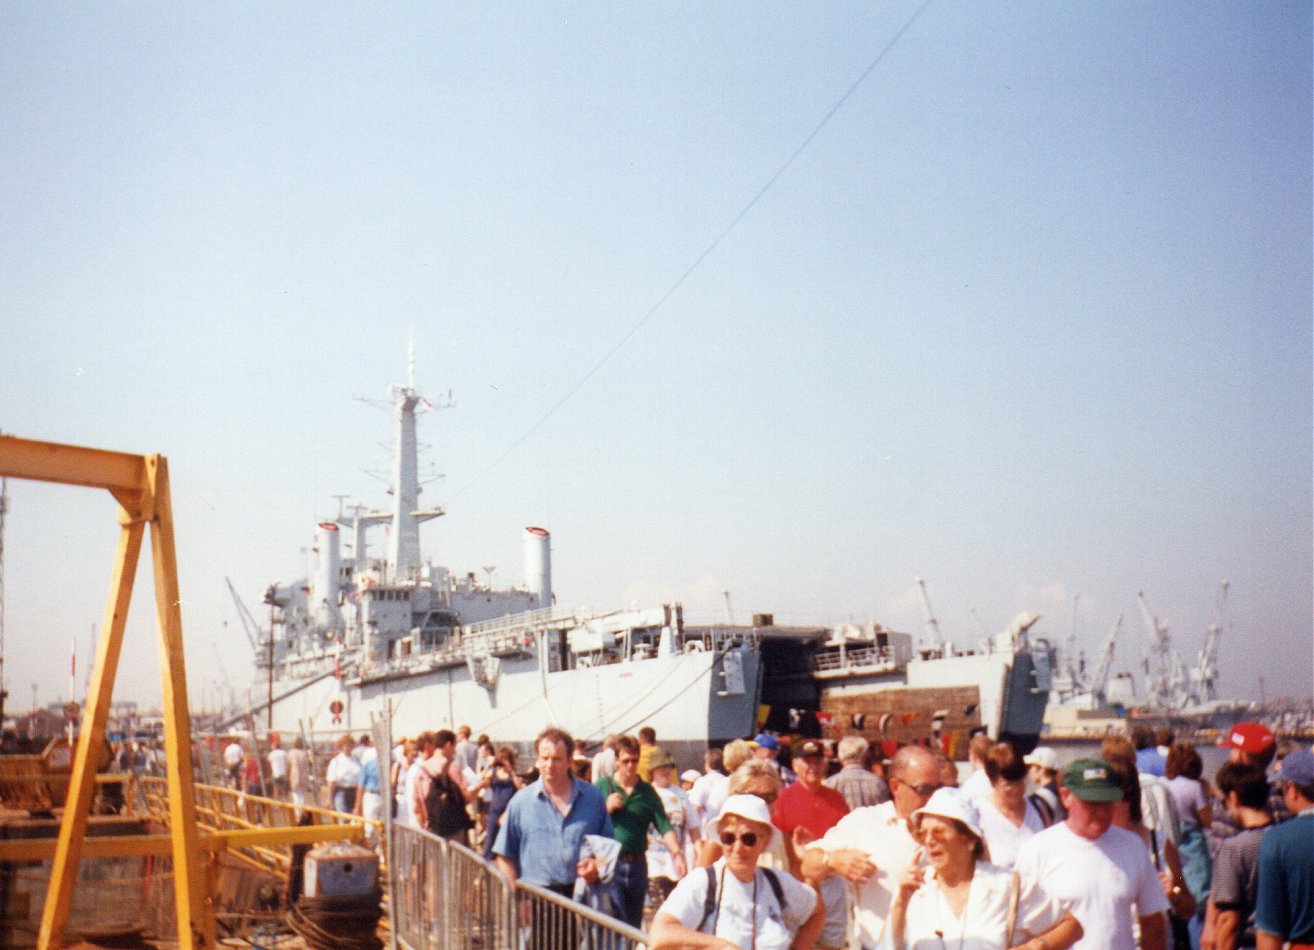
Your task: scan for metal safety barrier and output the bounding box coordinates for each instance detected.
[138,777,378,873]
[390,823,647,950]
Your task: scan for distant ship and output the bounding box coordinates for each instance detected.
[235,363,1055,764]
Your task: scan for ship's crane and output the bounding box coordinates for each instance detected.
[224,576,261,652]
[916,578,944,649]
[1089,613,1122,705]
[1191,581,1228,704]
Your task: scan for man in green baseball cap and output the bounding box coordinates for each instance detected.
[1015,758,1170,950]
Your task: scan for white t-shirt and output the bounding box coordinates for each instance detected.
[658,859,817,950]
[267,747,289,780]
[1014,822,1170,950]
[327,751,361,788]
[689,770,730,831]
[402,760,425,827]
[890,860,1069,950]
[977,797,1046,869]
[223,742,243,768]
[648,783,692,880]
[811,800,919,948]
[960,768,993,803]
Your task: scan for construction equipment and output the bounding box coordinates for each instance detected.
[0,435,366,949]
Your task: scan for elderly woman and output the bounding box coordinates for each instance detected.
[977,742,1048,868]
[651,794,824,950]
[889,788,1082,950]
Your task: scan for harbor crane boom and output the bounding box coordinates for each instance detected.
[1089,613,1122,705]
[1066,594,1084,691]
[224,576,261,652]
[1137,590,1177,709]
[1192,581,1228,704]
[916,578,944,648]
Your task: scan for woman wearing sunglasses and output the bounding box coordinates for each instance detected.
[698,760,791,872]
[888,788,1082,950]
[651,794,824,949]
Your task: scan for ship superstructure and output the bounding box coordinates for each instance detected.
[242,364,1053,764]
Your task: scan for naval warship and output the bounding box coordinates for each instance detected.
[236,367,1054,764]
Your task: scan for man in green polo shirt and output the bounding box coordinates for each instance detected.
[596,734,687,928]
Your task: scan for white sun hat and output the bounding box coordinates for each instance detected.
[1024,746,1060,771]
[912,787,984,842]
[706,793,775,842]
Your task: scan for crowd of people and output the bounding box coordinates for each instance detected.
[206,719,1313,950]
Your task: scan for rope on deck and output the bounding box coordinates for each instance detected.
[286,890,383,950]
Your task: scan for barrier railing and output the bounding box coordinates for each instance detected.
[138,777,379,873]
[135,781,646,948]
[390,823,647,950]
[513,878,649,950]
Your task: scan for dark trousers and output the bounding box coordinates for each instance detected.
[614,855,648,930]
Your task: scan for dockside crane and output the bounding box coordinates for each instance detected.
[224,576,261,652]
[1191,581,1228,704]
[1089,613,1122,706]
[1137,590,1179,709]
[916,578,944,650]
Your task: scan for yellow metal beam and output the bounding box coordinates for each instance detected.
[0,823,365,862]
[0,436,216,950]
[38,512,145,949]
[146,455,215,950]
[0,435,145,495]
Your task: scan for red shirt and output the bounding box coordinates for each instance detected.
[773,779,849,840]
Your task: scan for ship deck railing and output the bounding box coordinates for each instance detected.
[810,644,903,676]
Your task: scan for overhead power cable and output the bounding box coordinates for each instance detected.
[453,0,932,498]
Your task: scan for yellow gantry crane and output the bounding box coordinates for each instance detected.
[0,435,215,948]
[0,434,367,949]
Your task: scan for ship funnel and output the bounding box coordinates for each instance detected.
[523,526,552,610]
[314,522,343,631]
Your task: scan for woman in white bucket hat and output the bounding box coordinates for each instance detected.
[887,788,1082,950]
[650,794,824,949]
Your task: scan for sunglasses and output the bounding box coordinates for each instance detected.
[919,824,961,842]
[719,831,760,848]
[896,779,943,797]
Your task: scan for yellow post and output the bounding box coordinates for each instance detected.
[37,513,145,948]
[145,455,215,948]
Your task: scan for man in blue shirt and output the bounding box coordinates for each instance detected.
[495,727,614,949]
[1255,747,1314,949]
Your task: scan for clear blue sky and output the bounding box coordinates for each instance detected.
[2,2,1310,712]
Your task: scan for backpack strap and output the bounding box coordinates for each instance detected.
[761,868,786,910]
[1028,792,1055,827]
[696,866,718,932]
[696,865,789,933]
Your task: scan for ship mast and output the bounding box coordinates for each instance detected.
[384,345,450,582]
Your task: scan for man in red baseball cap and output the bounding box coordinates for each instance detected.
[1220,722,1277,763]
[1215,721,1292,829]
